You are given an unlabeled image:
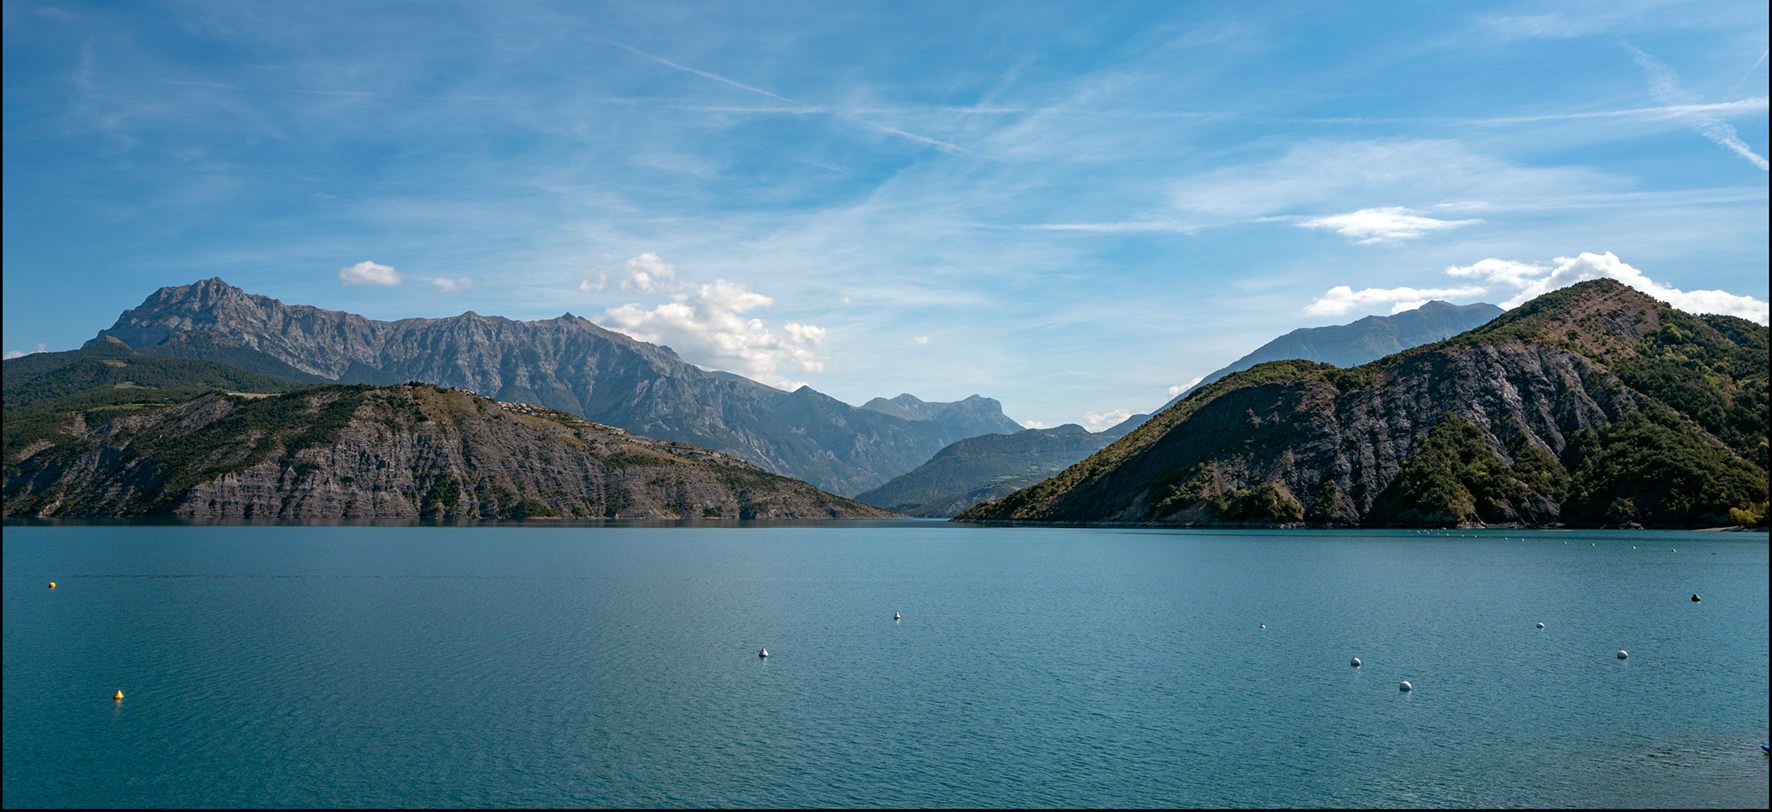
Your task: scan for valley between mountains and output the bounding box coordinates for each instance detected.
[4,278,1765,527]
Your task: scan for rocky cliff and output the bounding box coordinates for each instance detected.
[959,281,1767,528]
[94,278,1015,496]
[4,383,896,521]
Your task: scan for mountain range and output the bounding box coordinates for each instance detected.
[1162,300,1504,408]
[959,280,1768,528]
[858,301,1503,517]
[88,278,1016,496]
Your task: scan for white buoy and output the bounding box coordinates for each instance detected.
[1351,657,1361,668]
[1616,649,1628,660]
[759,648,769,658]
[1536,622,1544,629]
[1399,680,1412,692]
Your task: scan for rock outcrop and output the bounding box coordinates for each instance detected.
[959,281,1767,528]
[94,278,1017,496]
[5,384,896,521]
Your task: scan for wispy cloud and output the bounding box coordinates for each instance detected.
[431,276,473,293]
[596,37,969,154]
[1298,207,1483,243]
[1629,46,1769,170]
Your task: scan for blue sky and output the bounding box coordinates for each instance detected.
[4,0,1767,430]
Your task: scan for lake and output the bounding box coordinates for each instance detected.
[3,522,1767,808]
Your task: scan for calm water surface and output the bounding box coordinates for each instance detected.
[4,523,1767,808]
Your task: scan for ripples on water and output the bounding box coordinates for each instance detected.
[3,524,1767,808]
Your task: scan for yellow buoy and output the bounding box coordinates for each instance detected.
[113,690,124,702]
[48,582,56,589]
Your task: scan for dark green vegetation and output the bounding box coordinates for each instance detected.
[1161,300,1503,408]
[4,380,894,521]
[3,340,311,465]
[855,422,1137,517]
[960,280,1768,529]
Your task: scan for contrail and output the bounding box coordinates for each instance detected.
[1630,45,1768,171]
[596,37,969,155]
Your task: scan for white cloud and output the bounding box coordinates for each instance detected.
[577,272,607,293]
[1390,300,1428,314]
[431,276,473,293]
[1084,408,1131,432]
[1304,284,1487,316]
[1023,420,1051,429]
[4,342,49,359]
[338,260,402,286]
[1631,47,1770,171]
[1449,251,1770,324]
[1445,258,1543,287]
[1168,376,1202,397]
[913,335,930,345]
[598,254,827,389]
[1298,206,1482,243]
[620,252,679,294]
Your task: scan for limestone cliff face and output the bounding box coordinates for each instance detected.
[960,281,1767,528]
[94,279,1014,496]
[5,384,896,521]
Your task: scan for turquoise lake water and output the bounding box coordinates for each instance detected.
[3,523,1767,808]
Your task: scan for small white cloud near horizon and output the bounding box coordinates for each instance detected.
[1305,284,1486,316]
[338,260,403,286]
[914,335,930,345]
[4,342,50,359]
[1084,408,1132,432]
[1299,207,1483,243]
[1446,251,1770,324]
[431,276,473,294]
[598,253,827,389]
[1168,376,1203,398]
[577,272,607,293]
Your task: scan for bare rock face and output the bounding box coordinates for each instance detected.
[5,384,897,521]
[960,280,1767,529]
[94,279,1017,496]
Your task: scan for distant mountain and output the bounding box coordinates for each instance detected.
[1162,301,1503,409]
[89,278,1018,496]
[860,393,1024,437]
[856,421,1138,517]
[858,303,1498,517]
[5,383,895,521]
[960,280,1767,528]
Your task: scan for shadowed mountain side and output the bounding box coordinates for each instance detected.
[856,422,1139,517]
[93,278,1018,496]
[1161,301,1504,411]
[4,383,896,521]
[958,280,1767,529]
